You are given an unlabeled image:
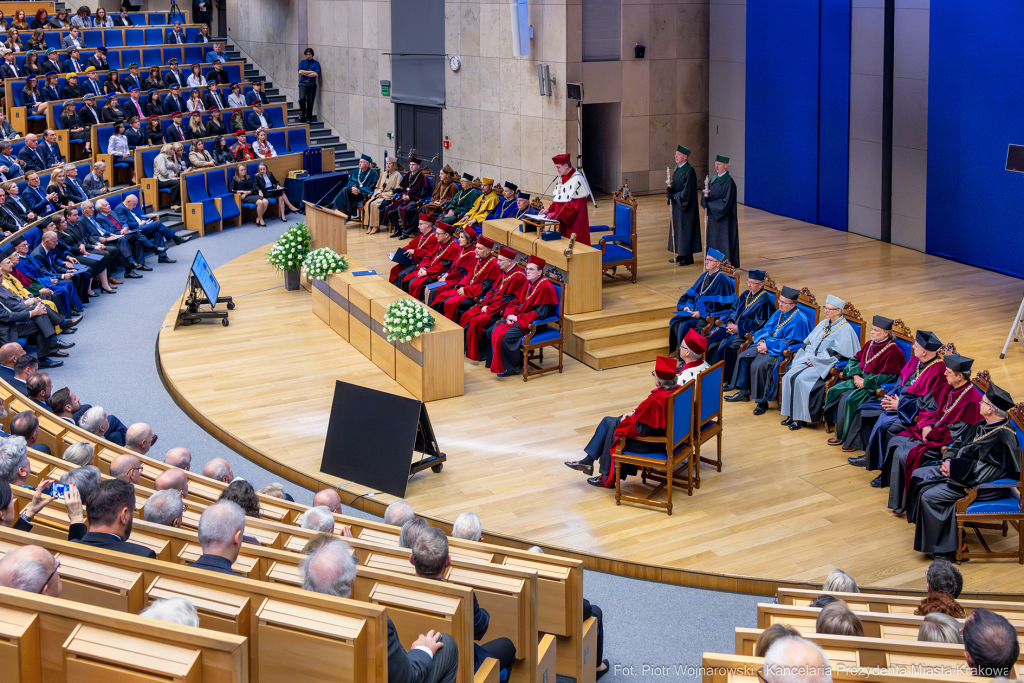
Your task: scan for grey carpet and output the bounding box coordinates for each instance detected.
[55,214,767,681]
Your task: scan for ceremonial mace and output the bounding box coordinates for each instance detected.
[666,166,674,254]
[702,175,710,259]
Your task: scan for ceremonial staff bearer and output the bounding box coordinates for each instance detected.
[702,154,740,267]
[668,144,700,265]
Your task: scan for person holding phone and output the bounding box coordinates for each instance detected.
[0,476,84,533]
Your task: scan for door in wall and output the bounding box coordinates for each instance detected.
[395,104,443,171]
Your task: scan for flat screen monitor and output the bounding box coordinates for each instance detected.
[190,250,220,306]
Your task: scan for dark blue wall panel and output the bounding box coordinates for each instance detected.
[927,1,1024,278]
[817,0,851,231]
[746,0,821,225]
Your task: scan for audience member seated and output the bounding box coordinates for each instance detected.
[25,373,52,410]
[203,457,234,483]
[246,80,269,105]
[0,271,64,368]
[110,453,142,484]
[821,568,858,593]
[59,464,100,503]
[399,518,428,549]
[143,489,184,528]
[483,255,557,377]
[230,164,268,224]
[762,636,831,683]
[0,475,62,531]
[0,435,32,485]
[71,478,156,558]
[140,597,199,627]
[963,608,1020,678]
[384,499,415,527]
[301,538,459,683]
[300,532,336,555]
[9,411,49,454]
[218,479,260,519]
[152,145,183,212]
[115,194,182,260]
[189,138,215,168]
[11,354,38,391]
[299,505,335,533]
[0,341,22,378]
[814,601,864,637]
[163,447,192,471]
[81,162,109,198]
[0,543,62,596]
[154,468,189,498]
[62,440,94,467]
[77,406,108,439]
[753,624,800,658]
[245,101,272,130]
[918,612,963,644]
[125,422,157,454]
[312,488,342,513]
[256,482,289,500]
[253,162,300,218]
[915,559,965,617]
[668,249,736,354]
[190,500,245,575]
[450,512,482,542]
[808,595,838,609]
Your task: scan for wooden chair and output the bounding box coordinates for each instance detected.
[694,361,726,476]
[776,587,1024,621]
[614,380,696,514]
[589,187,638,283]
[521,278,564,381]
[955,381,1024,564]
[703,273,778,340]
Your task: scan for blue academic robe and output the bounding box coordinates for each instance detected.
[486,197,520,220]
[669,269,736,352]
[708,288,776,369]
[752,308,813,357]
[17,251,81,312]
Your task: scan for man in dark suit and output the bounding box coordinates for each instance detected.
[17,135,47,173]
[208,61,230,85]
[70,479,157,558]
[86,47,108,71]
[162,84,187,118]
[62,48,84,75]
[113,8,135,26]
[23,171,59,214]
[95,197,157,270]
[121,85,146,121]
[203,81,225,110]
[80,199,142,276]
[245,101,273,131]
[0,285,62,367]
[31,228,91,303]
[122,63,142,92]
[81,70,103,98]
[39,130,64,168]
[163,59,186,89]
[300,539,459,683]
[245,80,269,105]
[0,50,21,81]
[163,111,187,143]
[125,117,145,149]
[188,501,245,575]
[114,194,181,262]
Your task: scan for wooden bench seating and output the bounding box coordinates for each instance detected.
[702,652,993,683]
[777,587,1024,622]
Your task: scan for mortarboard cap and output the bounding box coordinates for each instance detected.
[461,173,473,181]
[872,315,893,330]
[985,381,1015,412]
[781,286,801,301]
[683,328,708,357]
[442,164,455,174]
[551,153,571,165]
[826,294,845,309]
[748,269,766,281]
[504,181,518,191]
[715,154,730,163]
[498,247,516,260]
[706,248,725,261]
[478,237,495,249]
[480,176,494,185]
[942,354,973,375]
[915,330,942,352]
[654,356,677,380]
[359,153,372,163]
[677,145,690,155]
[518,191,531,200]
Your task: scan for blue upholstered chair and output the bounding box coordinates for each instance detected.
[589,189,637,283]
[521,278,564,381]
[613,380,697,514]
[694,361,725,476]
[184,171,220,235]
[954,373,1024,564]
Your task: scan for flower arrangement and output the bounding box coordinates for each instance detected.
[383,299,435,343]
[266,223,312,271]
[302,247,349,281]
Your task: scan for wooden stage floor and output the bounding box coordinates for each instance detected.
[158,197,1024,594]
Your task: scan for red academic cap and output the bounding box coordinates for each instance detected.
[551,153,571,165]
[478,236,495,249]
[683,328,707,356]
[654,356,677,380]
[461,225,477,238]
[498,247,516,259]
[418,213,437,224]
[437,221,456,234]
[528,255,546,268]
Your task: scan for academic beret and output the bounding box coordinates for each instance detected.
[171,111,183,117]
[551,153,570,165]
[683,328,708,357]
[208,105,219,112]
[780,286,801,301]
[442,164,455,174]
[871,315,893,330]
[66,72,78,78]
[942,354,973,375]
[418,213,437,224]
[211,58,222,64]
[461,225,477,239]
[128,84,140,91]
[359,153,372,163]
[915,330,942,352]
[461,173,473,181]
[147,87,158,94]
[96,46,107,53]
[825,294,845,309]
[528,255,545,269]
[748,269,766,281]
[654,356,676,380]
[498,247,516,260]
[170,82,181,89]
[478,237,495,249]
[437,221,456,235]
[128,62,139,68]
[715,154,730,163]
[44,48,55,55]
[44,71,57,78]
[518,191,531,200]
[25,50,36,56]
[504,181,518,192]
[985,380,1015,412]
[84,66,95,72]
[106,68,117,74]
[168,57,178,63]
[480,177,494,185]
[677,145,690,155]
[24,75,35,81]
[706,248,724,261]
[83,93,95,100]
[229,82,238,89]
[409,155,421,164]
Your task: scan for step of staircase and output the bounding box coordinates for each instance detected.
[581,338,672,371]
[565,301,676,333]
[574,320,668,352]
[563,289,676,369]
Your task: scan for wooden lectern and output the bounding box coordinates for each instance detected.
[303,202,349,255]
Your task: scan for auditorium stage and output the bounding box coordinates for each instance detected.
[157,197,1024,595]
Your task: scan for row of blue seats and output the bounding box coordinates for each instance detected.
[137,129,310,178]
[95,105,289,154]
[2,12,187,29]
[14,186,142,256]
[50,82,260,124]
[6,47,235,73]
[6,25,211,50]
[2,161,91,195]
[12,64,244,106]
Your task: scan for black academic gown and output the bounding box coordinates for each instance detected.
[906,419,1020,554]
[668,162,701,263]
[708,288,775,380]
[701,171,740,267]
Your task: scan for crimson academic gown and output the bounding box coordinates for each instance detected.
[486,278,558,373]
[387,170,431,231]
[822,338,906,440]
[599,387,675,486]
[389,231,438,284]
[423,246,475,305]
[406,239,461,299]
[547,168,590,245]
[432,255,501,321]
[461,267,526,361]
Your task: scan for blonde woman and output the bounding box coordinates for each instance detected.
[253,129,276,158]
[152,143,182,211]
[187,110,206,139]
[4,29,22,53]
[364,157,402,234]
[188,138,215,168]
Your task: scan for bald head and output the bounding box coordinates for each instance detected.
[203,458,234,483]
[109,454,142,484]
[0,342,24,368]
[154,468,189,497]
[0,545,61,597]
[764,636,832,683]
[125,423,153,454]
[164,448,192,471]
[313,488,342,513]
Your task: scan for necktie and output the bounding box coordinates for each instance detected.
[108,214,122,230]
[176,125,183,139]
[34,150,42,166]
[134,100,142,116]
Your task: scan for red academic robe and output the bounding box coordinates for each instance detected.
[388,231,438,283]
[488,278,558,374]
[601,387,675,486]
[461,267,526,361]
[546,168,591,245]
[424,246,476,304]
[432,255,502,320]
[407,239,462,300]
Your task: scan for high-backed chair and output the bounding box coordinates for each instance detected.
[694,361,725,476]
[287,128,309,152]
[184,171,221,237]
[614,380,697,514]
[703,272,778,339]
[589,188,637,283]
[521,278,564,381]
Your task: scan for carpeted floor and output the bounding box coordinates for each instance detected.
[52,214,766,681]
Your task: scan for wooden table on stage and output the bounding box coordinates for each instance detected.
[304,202,349,255]
[482,217,602,315]
[310,258,465,401]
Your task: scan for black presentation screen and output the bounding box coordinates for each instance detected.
[190,250,220,306]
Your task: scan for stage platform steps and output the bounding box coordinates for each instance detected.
[564,285,676,370]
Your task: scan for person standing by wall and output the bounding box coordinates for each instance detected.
[297,48,321,124]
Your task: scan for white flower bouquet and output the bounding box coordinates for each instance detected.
[383,299,436,343]
[266,223,312,271]
[302,247,349,280]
